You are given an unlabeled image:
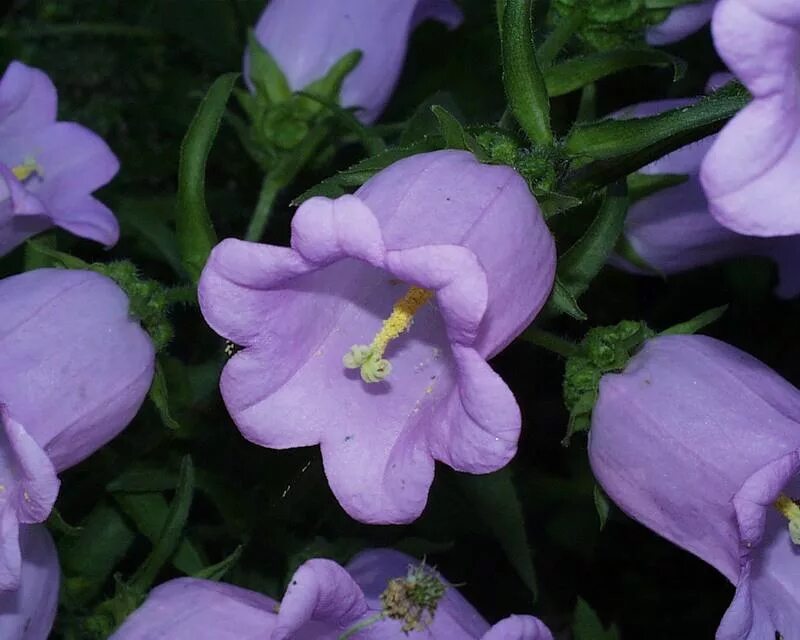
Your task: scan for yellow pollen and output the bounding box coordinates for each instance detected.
[11,159,40,182]
[775,494,800,545]
[343,286,433,383]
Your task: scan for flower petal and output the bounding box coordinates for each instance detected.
[0,62,56,137]
[481,615,554,640]
[45,194,119,249]
[0,507,21,591]
[646,1,715,45]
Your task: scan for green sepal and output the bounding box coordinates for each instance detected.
[246,30,291,105]
[147,359,181,431]
[192,545,244,581]
[177,73,239,282]
[544,48,685,97]
[573,597,621,640]
[431,105,489,160]
[659,304,728,336]
[545,277,588,321]
[593,485,611,530]
[628,171,689,202]
[302,49,362,103]
[501,0,553,146]
[539,192,582,218]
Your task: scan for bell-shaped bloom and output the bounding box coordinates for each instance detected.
[646,0,716,45]
[0,525,59,640]
[0,61,120,256]
[614,99,800,298]
[111,548,553,639]
[589,334,800,639]
[700,0,800,237]
[249,0,462,123]
[0,268,155,588]
[199,150,556,523]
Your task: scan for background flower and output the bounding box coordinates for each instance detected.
[646,0,716,45]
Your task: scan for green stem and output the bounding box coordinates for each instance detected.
[337,613,386,640]
[536,9,585,68]
[245,175,284,242]
[522,327,579,358]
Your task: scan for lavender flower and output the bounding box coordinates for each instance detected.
[613,99,800,298]
[111,548,554,639]
[646,0,716,45]
[199,150,556,523]
[0,526,59,640]
[249,0,462,123]
[0,61,120,256]
[589,334,800,639]
[0,268,155,588]
[700,0,800,237]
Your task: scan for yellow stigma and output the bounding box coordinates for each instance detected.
[775,494,800,545]
[343,286,433,383]
[11,158,40,182]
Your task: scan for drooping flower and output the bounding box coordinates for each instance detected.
[111,548,554,639]
[589,334,800,639]
[199,150,556,524]
[0,268,155,588]
[248,0,462,123]
[646,0,716,45]
[0,525,59,640]
[613,99,800,298]
[700,0,800,237]
[0,61,120,256]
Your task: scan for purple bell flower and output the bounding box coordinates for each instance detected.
[613,99,800,299]
[589,334,800,639]
[0,61,120,256]
[111,548,554,639]
[0,268,155,589]
[0,525,59,640]
[199,150,556,524]
[646,0,716,45]
[248,0,462,123]
[700,0,800,237]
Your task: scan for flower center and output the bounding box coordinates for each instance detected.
[343,286,433,383]
[11,158,41,183]
[774,494,800,545]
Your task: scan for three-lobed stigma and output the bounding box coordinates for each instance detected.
[11,158,40,182]
[775,494,800,545]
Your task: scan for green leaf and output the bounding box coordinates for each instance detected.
[107,467,178,493]
[117,197,185,277]
[456,468,537,599]
[501,0,552,145]
[545,49,685,97]
[246,30,291,105]
[176,72,238,282]
[148,359,181,431]
[47,508,83,537]
[193,545,244,581]
[593,485,611,530]
[558,182,629,301]
[545,277,588,321]
[565,82,750,191]
[128,456,197,593]
[573,598,620,640]
[659,305,729,336]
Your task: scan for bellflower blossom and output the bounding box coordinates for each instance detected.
[646,0,716,45]
[0,61,120,256]
[590,335,800,639]
[248,0,462,123]
[199,150,556,524]
[0,268,155,589]
[614,99,800,298]
[0,526,59,640]
[701,0,800,236]
[112,548,553,639]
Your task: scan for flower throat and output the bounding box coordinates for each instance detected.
[343,286,433,383]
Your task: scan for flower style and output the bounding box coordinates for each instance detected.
[613,99,800,298]
[700,0,800,236]
[589,334,800,639]
[248,0,462,123]
[0,268,155,589]
[646,0,716,45]
[199,150,556,524]
[0,61,120,256]
[0,526,59,640]
[111,548,553,639]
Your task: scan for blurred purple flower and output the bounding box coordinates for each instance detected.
[590,335,800,639]
[248,0,462,123]
[700,0,800,236]
[199,150,555,523]
[0,526,59,640]
[111,548,553,639]
[0,61,120,256]
[646,0,716,45]
[0,268,155,588]
[613,99,800,298]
